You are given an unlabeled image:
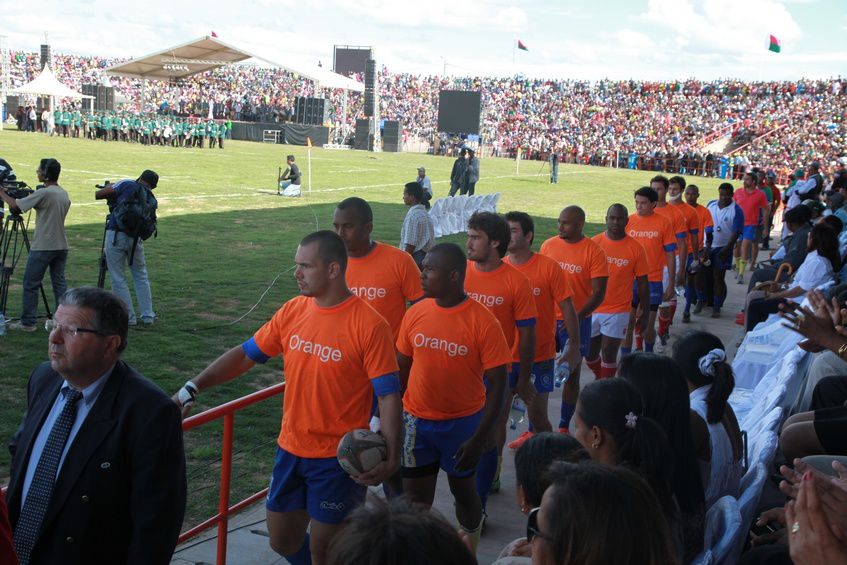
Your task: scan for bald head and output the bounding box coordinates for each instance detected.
[563,206,586,224]
[427,243,466,276]
[557,206,586,241]
[607,203,628,216]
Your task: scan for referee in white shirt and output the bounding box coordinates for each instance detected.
[400,182,435,269]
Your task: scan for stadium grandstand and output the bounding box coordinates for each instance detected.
[7,48,846,181]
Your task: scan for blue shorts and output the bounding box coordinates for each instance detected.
[508,359,555,393]
[709,247,732,271]
[401,410,482,478]
[741,225,758,241]
[556,317,592,357]
[631,281,664,307]
[266,447,366,524]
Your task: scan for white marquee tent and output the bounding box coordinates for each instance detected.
[11,65,93,99]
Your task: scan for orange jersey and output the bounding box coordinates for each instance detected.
[464,260,537,350]
[506,253,572,361]
[691,203,714,246]
[592,233,649,313]
[346,242,424,338]
[250,295,398,458]
[397,297,512,420]
[538,236,609,314]
[626,213,677,282]
[671,201,701,251]
[655,203,688,246]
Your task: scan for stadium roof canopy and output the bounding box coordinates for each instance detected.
[105,35,363,92]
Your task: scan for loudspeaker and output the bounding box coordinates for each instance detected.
[364,59,376,117]
[103,88,114,112]
[81,84,96,112]
[40,44,51,70]
[382,120,401,152]
[293,97,328,125]
[354,119,373,150]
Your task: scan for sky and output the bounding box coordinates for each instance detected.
[4,0,846,81]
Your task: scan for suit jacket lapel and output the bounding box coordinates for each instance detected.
[7,375,63,522]
[39,363,125,532]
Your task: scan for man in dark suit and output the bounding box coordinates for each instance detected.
[6,287,186,565]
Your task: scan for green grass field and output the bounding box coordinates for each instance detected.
[0,130,731,529]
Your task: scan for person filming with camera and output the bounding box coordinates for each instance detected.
[94,170,159,326]
[0,158,70,332]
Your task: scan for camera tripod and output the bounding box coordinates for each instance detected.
[0,210,52,323]
[97,215,110,288]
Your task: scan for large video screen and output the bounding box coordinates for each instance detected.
[437,91,481,135]
[333,47,372,77]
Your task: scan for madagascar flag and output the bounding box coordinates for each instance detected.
[768,34,781,53]
[517,39,529,51]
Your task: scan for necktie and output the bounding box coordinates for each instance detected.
[14,388,83,565]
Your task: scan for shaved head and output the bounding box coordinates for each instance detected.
[563,206,586,224]
[427,243,466,276]
[607,203,628,216]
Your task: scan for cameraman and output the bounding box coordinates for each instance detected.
[95,170,158,326]
[0,158,70,332]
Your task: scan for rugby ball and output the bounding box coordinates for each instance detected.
[337,429,387,476]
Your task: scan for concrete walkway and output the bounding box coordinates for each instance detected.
[172,265,751,565]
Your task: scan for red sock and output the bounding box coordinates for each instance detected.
[668,300,677,323]
[634,332,643,351]
[658,314,672,336]
[586,357,602,378]
[600,362,618,379]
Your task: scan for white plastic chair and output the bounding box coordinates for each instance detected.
[451,196,469,234]
[690,550,714,565]
[461,195,478,227]
[741,383,786,432]
[734,463,767,561]
[747,432,779,475]
[703,496,743,565]
[429,199,445,238]
[746,406,784,446]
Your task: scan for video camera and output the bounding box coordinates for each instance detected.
[1,181,35,200]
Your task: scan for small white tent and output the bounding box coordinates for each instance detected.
[11,65,93,99]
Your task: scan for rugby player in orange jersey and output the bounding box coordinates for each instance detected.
[683,184,715,318]
[668,176,701,323]
[504,211,581,450]
[651,175,688,345]
[176,231,401,565]
[397,243,510,554]
[589,204,649,377]
[539,206,608,432]
[333,197,424,497]
[332,197,424,339]
[621,187,677,355]
[464,211,537,504]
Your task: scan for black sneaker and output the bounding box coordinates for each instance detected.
[692,301,706,314]
[682,312,691,323]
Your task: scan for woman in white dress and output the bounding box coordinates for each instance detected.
[673,331,743,507]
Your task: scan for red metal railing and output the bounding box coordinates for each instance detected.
[179,382,286,565]
[726,123,787,156]
[696,123,735,148]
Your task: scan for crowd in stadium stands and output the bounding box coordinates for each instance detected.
[8,50,847,179]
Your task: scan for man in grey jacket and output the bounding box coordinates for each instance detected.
[463,149,480,196]
[449,148,467,197]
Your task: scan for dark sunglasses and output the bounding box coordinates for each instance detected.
[526,507,549,542]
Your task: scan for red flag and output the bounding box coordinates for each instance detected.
[517,39,528,51]
[211,31,218,38]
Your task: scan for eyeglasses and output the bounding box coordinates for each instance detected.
[526,507,549,542]
[45,319,111,337]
